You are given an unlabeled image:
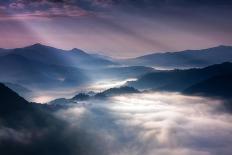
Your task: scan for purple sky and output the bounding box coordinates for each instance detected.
[0,0,232,58]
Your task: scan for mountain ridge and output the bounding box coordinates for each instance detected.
[0,43,116,68]
[122,45,232,68]
[0,53,89,90]
[127,62,232,93]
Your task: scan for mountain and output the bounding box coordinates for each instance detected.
[0,83,30,117]
[123,46,232,68]
[69,48,117,68]
[0,48,11,56]
[49,86,140,105]
[0,54,88,90]
[0,82,62,125]
[0,83,102,155]
[4,82,32,97]
[0,44,154,97]
[95,86,140,98]
[72,93,90,101]
[5,43,116,68]
[48,93,91,105]
[127,62,232,93]
[183,74,232,99]
[48,98,74,106]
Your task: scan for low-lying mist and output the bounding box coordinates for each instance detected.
[54,92,232,155]
[30,78,137,103]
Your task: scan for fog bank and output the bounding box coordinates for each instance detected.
[55,92,232,155]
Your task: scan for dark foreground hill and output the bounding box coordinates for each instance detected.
[0,83,66,154]
[0,83,104,155]
[183,74,232,99]
[0,83,30,117]
[127,62,232,99]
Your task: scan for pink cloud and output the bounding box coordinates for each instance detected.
[9,2,25,9]
[0,5,7,10]
[0,0,94,20]
[0,0,114,21]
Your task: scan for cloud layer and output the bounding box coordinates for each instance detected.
[1,0,232,18]
[56,92,232,155]
[0,92,231,155]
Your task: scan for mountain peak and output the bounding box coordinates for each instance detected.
[215,45,232,49]
[71,48,82,51]
[70,48,89,56]
[30,43,46,48]
[33,43,43,46]
[23,43,66,52]
[24,43,52,50]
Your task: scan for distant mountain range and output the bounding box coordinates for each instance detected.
[1,44,232,100]
[122,45,232,68]
[127,62,232,99]
[0,43,116,68]
[0,43,118,90]
[0,53,88,90]
[0,44,155,96]
[0,44,118,87]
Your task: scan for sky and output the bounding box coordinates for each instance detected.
[0,0,232,58]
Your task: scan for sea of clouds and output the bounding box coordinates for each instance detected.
[55,92,232,155]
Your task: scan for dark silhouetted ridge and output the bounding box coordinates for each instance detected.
[72,93,90,101]
[25,43,57,50]
[0,83,29,116]
[184,73,232,99]
[128,62,232,94]
[95,86,140,98]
